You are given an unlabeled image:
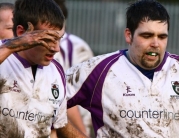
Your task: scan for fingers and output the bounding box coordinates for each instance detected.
[26,22,34,32]
[4,24,62,52]
[27,30,60,50]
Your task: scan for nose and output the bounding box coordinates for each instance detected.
[151,37,159,48]
[49,41,60,52]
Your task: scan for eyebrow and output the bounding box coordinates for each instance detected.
[139,32,168,36]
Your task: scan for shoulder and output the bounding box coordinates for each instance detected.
[167,52,179,61]
[50,59,66,80]
[68,34,88,45]
[66,50,121,76]
[61,33,90,49]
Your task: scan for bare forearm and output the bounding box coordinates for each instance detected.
[67,106,87,136]
[0,38,33,64]
[0,45,14,64]
[56,122,88,138]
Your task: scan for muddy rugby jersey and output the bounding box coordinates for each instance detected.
[66,49,179,138]
[0,42,67,138]
[54,33,93,71]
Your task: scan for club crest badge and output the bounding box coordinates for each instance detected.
[51,84,59,99]
[171,81,179,95]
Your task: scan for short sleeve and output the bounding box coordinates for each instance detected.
[52,95,67,129]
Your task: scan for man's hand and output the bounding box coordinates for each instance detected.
[3,28,61,52]
[0,22,63,64]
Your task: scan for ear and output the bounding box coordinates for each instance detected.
[124,28,132,45]
[16,25,26,36]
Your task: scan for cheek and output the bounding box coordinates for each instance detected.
[29,46,46,57]
[5,31,14,38]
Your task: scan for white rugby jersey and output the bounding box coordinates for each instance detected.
[0,53,67,137]
[54,33,93,71]
[54,32,94,135]
[66,49,179,138]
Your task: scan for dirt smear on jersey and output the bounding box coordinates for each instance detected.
[126,121,144,137]
[0,118,24,138]
[171,64,177,73]
[108,128,123,138]
[0,79,6,94]
[109,113,118,125]
[75,69,80,83]
[68,74,73,85]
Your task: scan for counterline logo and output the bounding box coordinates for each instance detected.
[0,106,51,122]
[119,109,179,120]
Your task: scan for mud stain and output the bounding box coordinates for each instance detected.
[0,79,6,94]
[126,122,144,136]
[109,113,118,125]
[0,118,24,138]
[107,128,123,138]
[75,69,80,83]
[171,64,177,73]
[67,74,73,85]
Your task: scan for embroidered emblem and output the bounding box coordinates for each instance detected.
[171,81,179,95]
[51,84,59,99]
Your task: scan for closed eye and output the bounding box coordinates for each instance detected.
[139,33,153,39]
[158,34,168,39]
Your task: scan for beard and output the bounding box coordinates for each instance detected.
[140,55,161,69]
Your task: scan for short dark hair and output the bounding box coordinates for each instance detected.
[53,0,68,19]
[13,0,65,36]
[126,0,170,36]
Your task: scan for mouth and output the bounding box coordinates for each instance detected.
[45,54,54,60]
[146,52,158,56]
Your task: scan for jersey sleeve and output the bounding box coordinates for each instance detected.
[66,62,89,108]
[51,59,68,129]
[66,54,107,109]
[52,95,67,129]
[72,40,94,66]
[66,51,121,110]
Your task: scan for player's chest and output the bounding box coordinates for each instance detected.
[102,65,179,111]
[0,68,65,108]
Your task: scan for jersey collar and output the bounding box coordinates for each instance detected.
[123,49,168,72]
[13,52,43,69]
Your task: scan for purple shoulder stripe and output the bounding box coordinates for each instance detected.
[168,52,179,60]
[51,59,66,96]
[66,34,73,67]
[59,33,72,65]
[67,50,123,136]
[51,60,66,130]
[155,52,169,71]
[60,46,65,62]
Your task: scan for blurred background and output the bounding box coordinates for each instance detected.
[1,0,179,56]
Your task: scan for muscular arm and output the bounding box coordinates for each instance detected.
[56,121,88,138]
[67,106,87,136]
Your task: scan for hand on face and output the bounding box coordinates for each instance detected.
[3,22,62,52]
